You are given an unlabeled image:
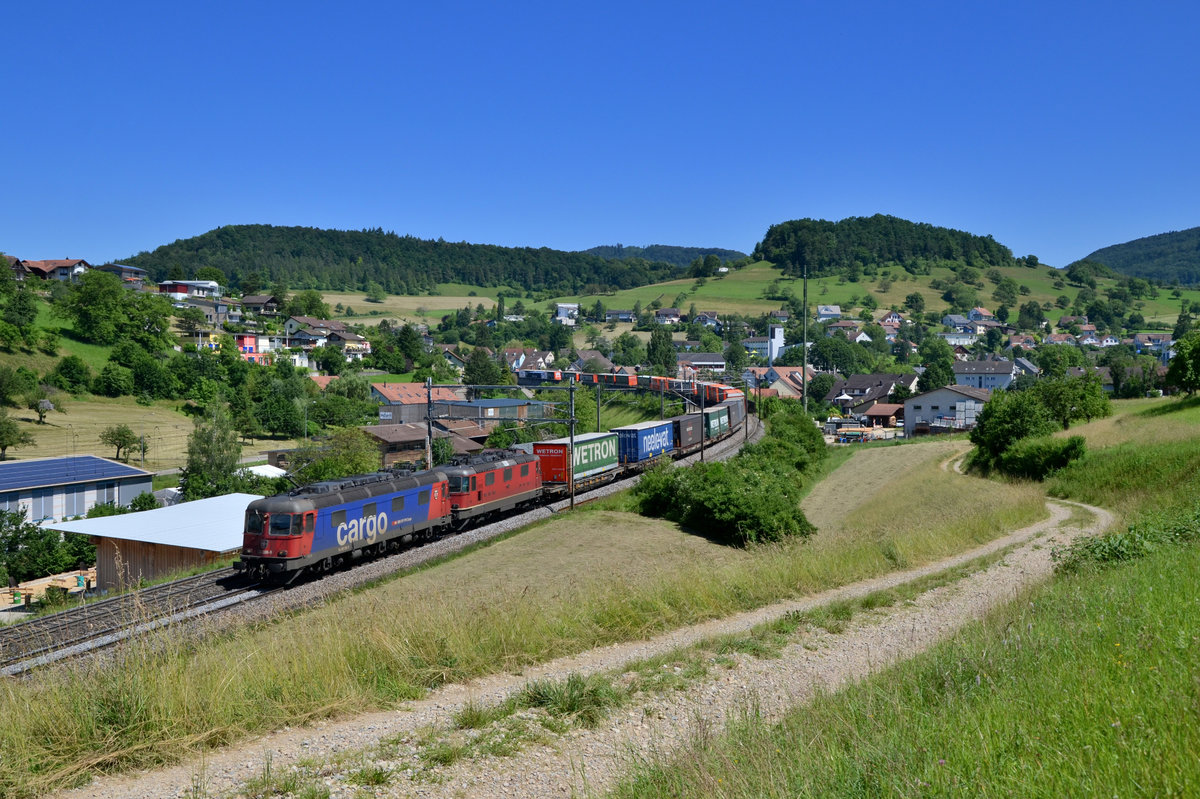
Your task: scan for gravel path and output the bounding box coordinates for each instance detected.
[56,490,1112,799]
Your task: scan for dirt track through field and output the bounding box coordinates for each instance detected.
[58,491,1113,799]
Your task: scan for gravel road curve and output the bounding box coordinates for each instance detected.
[55,489,1112,799]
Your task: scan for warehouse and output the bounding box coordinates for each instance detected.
[0,455,152,524]
[48,493,262,590]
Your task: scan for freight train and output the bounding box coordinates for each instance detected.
[235,378,745,581]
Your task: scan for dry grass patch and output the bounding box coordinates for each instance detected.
[9,396,284,470]
[801,439,969,534]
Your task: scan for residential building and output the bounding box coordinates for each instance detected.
[94,263,149,284]
[654,308,681,325]
[502,348,555,371]
[1133,333,1173,355]
[941,313,971,330]
[605,309,635,323]
[816,305,841,322]
[158,280,222,301]
[1007,334,1038,350]
[937,331,979,347]
[241,294,282,317]
[327,330,372,360]
[553,303,580,326]
[903,385,991,437]
[571,350,615,372]
[968,307,995,322]
[826,320,860,337]
[20,258,91,281]
[742,365,816,399]
[825,373,920,415]
[694,311,722,331]
[953,358,1018,390]
[179,296,242,327]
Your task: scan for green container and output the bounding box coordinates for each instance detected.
[569,431,619,480]
[703,406,730,438]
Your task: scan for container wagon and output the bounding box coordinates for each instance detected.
[532,431,620,490]
[610,419,676,465]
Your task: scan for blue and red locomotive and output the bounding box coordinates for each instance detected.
[237,378,746,582]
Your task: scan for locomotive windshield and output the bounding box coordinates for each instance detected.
[268,513,302,536]
[447,475,468,493]
[245,509,264,534]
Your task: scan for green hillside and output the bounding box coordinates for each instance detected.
[580,244,748,268]
[754,214,1019,277]
[123,225,688,296]
[544,258,1200,328]
[1084,226,1200,286]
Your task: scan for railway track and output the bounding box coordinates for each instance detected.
[0,568,280,676]
[0,415,761,677]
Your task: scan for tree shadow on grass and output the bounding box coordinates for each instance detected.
[1137,395,1200,418]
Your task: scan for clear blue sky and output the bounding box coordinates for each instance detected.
[5,1,1198,268]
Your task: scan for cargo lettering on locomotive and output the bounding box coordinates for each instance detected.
[336,511,388,546]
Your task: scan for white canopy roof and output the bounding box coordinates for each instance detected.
[48,493,263,553]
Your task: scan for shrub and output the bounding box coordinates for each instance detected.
[1053,504,1200,573]
[996,435,1086,480]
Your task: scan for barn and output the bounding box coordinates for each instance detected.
[48,493,262,590]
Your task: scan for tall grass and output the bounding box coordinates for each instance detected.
[609,531,1200,799]
[0,442,1047,797]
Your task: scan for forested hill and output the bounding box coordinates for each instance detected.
[1084,226,1200,286]
[754,214,1017,277]
[122,225,686,295]
[581,244,747,268]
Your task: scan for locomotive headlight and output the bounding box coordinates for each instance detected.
[277,550,287,558]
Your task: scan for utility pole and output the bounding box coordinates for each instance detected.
[568,382,576,510]
[596,381,601,432]
[699,386,706,462]
[802,261,809,414]
[425,377,433,469]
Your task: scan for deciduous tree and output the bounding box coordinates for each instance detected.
[99,424,140,461]
[0,408,34,460]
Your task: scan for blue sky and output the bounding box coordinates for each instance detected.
[4,1,1198,268]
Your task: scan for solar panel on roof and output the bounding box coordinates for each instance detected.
[0,456,151,493]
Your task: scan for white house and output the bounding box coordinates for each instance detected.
[937,331,979,347]
[816,305,841,322]
[903,385,991,437]
[553,303,580,326]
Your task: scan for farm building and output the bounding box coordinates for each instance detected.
[903,385,991,437]
[0,456,153,524]
[48,493,262,590]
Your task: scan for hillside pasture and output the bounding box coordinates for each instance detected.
[323,290,496,325]
[539,258,1200,327]
[5,396,282,471]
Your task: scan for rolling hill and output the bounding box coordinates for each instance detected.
[1084,226,1200,286]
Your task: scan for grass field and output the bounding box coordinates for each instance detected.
[323,289,496,325]
[0,433,1051,797]
[605,394,1200,798]
[7,396,294,471]
[539,260,1200,326]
